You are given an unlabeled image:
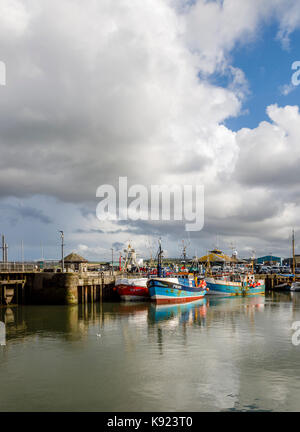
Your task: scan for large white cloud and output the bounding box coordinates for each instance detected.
[0,0,243,204]
[1,0,300,259]
[235,105,300,188]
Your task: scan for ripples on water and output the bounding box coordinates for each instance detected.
[1,292,300,411]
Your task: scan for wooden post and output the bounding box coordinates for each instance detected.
[100,275,104,302]
[93,293,96,319]
[22,277,26,304]
[84,287,88,319]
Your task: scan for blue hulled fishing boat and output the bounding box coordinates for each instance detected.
[148,276,208,304]
[205,274,265,296]
[147,241,207,304]
[147,240,208,304]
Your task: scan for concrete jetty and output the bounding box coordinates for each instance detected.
[0,270,118,306]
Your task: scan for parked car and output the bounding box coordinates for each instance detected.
[280,266,291,274]
[223,266,233,273]
[254,265,262,273]
[237,265,246,273]
[211,265,222,274]
[270,266,280,274]
[258,266,270,274]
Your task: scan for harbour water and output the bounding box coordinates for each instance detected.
[1,292,300,411]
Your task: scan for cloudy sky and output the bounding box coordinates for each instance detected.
[1,0,300,262]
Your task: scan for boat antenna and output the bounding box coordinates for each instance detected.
[157,238,163,277]
[251,249,256,274]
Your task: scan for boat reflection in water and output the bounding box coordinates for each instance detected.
[0,295,267,346]
[3,293,300,411]
[207,294,265,308]
[146,295,265,331]
[148,298,207,327]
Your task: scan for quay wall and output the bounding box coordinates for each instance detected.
[0,271,118,306]
[26,273,79,305]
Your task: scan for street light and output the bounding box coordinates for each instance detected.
[111,247,114,276]
[59,231,64,272]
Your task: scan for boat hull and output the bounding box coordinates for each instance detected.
[291,282,300,292]
[148,279,206,304]
[116,283,149,301]
[274,282,291,291]
[205,278,265,296]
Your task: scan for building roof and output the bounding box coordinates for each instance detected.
[63,252,88,263]
[231,256,248,264]
[199,249,234,263]
[257,255,281,262]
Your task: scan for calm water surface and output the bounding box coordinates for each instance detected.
[1,292,300,411]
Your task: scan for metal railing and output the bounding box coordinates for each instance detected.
[0,263,36,272]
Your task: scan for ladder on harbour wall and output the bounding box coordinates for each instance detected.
[0,275,26,306]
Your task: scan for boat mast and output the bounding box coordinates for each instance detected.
[119,252,122,272]
[251,249,255,274]
[205,252,211,277]
[292,229,296,281]
[157,238,163,277]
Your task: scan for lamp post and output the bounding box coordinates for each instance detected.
[1,235,4,262]
[21,240,24,271]
[59,231,64,272]
[1,235,8,263]
[111,248,114,276]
